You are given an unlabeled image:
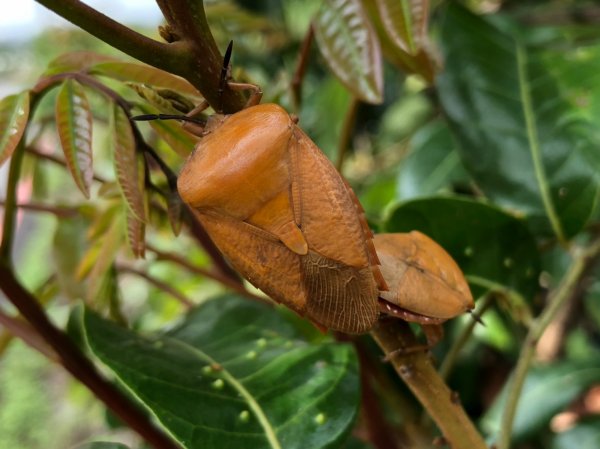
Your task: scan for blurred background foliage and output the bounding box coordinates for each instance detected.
[1,0,600,448]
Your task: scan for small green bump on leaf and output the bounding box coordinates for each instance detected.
[314,413,327,425]
[256,338,267,348]
[202,365,213,375]
[464,247,474,257]
[239,410,250,422]
[212,379,225,390]
[246,350,257,360]
[504,258,514,268]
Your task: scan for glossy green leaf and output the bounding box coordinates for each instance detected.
[91,62,201,97]
[111,104,145,222]
[436,4,600,240]
[0,91,30,167]
[397,121,469,201]
[481,359,600,442]
[384,197,540,304]
[313,0,383,104]
[551,419,600,449]
[374,0,428,54]
[83,295,360,449]
[55,79,94,198]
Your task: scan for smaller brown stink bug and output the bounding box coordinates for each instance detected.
[373,232,475,345]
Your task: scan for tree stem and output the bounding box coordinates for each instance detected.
[497,237,600,449]
[370,319,488,449]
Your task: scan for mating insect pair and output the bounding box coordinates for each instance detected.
[137,43,474,335]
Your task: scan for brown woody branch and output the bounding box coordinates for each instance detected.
[370,319,488,449]
[0,263,182,449]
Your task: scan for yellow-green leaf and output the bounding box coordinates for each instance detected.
[91,62,201,98]
[55,79,94,198]
[111,105,146,221]
[313,0,383,104]
[44,51,117,76]
[0,91,30,167]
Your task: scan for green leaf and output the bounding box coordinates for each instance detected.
[397,121,469,201]
[551,419,600,449]
[383,197,540,306]
[481,359,600,442]
[44,51,117,75]
[55,79,94,198]
[53,213,90,301]
[74,442,130,449]
[111,104,146,222]
[0,91,30,167]
[91,62,201,98]
[436,4,600,240]
[83,295,360,449]
[314,0,383,104]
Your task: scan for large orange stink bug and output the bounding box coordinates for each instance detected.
[139,42,473,334]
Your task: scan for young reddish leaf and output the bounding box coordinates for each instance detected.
[126,207,145,258]
[111,104,146,222]
[375,0,429,54]
[55,79,94,198]
[313,0,383,104]
[91,62,201,97]
[363,0,437,83]
[0,91,30,167]
[44,51,118,76]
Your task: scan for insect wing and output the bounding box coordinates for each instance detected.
[289,128,380,333]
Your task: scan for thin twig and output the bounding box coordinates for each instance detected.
[0,310,56,359]
[146,243,268,304]
[26,146,107,183]
[0,201,79,218]
[0,263,182,449]
[497,237,600,449]
[291,23,315,112]
[117,264,194,308]
[0,141,25,264]
[336,96,360,172]
[439,293,495,380]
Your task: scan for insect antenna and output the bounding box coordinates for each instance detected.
[130,113,206,125]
